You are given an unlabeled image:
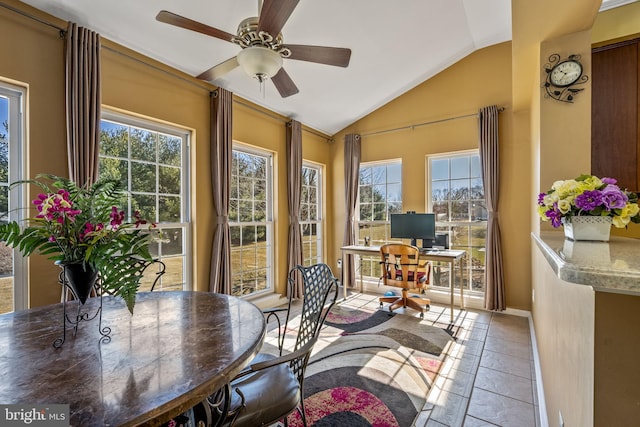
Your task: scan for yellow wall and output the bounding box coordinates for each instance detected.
[2,0,639,314]
[0,0,333,306]
[592,1,640,44]
[330,42,534,309]
[520,1,640,425]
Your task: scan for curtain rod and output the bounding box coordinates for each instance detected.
[361,107,505,138]
[0,1,65,33]
[232,98,331,141]
[1,1,332,142]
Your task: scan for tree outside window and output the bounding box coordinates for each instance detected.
[99,115,190,292]
[357,161,402,277]
[230,147,273,296]
[429,152,486,293]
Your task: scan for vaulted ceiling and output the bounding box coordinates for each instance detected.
[20,0,514,135]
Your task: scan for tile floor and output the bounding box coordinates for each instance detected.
[286,292,542,427]
[411,301,541,427]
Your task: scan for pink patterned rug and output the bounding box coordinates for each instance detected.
[280,305,454,427]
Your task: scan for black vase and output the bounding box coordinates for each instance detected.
[62,263,99,304]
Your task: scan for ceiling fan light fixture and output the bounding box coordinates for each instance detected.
[237,46,283,82]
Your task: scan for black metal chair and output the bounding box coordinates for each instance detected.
[217,263,339,427]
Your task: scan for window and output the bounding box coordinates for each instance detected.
[357,160,402,277]
[428,151,486,293]
[0,83,26,314]
[230,146,274,297]
[99,112,190,292]
[301,163,322,266]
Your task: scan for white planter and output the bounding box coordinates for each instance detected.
[562,216,612,241]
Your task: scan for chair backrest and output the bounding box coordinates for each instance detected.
[284,263,339,380]
[380,243,430,289]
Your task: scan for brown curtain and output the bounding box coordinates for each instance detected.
[286,120,304,298]
[343,134,361,289]
[209,89,233,294]
[65,22,101,187]
[479,105,505,311]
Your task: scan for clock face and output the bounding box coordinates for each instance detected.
[550,60,583,87]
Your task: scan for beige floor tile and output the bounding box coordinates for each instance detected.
[486,325,530,345]
[436,366,475,398]
[483,335,531,360]
[442,350,481,376]
[463,415,500,426]
[427,388,468,427]
[479,349,532,379]
[467,388,536,427]
[473,366,534,403]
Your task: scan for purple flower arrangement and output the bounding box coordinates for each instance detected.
[537,174,640,228]
[0,174,158,312]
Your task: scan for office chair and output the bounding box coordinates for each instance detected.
[379,243,431,318]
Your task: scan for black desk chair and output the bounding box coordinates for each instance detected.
[215,263,339,427]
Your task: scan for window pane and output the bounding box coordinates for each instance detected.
[99,158,128,188]
[357,161,401,279]
[130,128,156,162]
[99,116,189,292]
[428,152,485,294]
[450,179,469,200]
[230,148,273,296]
[431,158,449,180]
[158,134,181,166]
[451,201,469,221]
[387,162,402,183]
[132,194,157,220]
[432,180,449,201]
[433,201,449,222]
[372,167,386,184]
[471,156,481,178]
[471,178,484,199]
[131,162,156,193]
[451,156,469,179]
[100,121,128,157]
[359,167,371,185]
[159,165,180,195]
[159,196,181,222]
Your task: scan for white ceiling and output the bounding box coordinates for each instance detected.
[18,0,516,135]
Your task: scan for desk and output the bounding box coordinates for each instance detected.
[0,291,266,426]
[340,245,466,319]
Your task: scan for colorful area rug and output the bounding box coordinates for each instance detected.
[270,305,454,427]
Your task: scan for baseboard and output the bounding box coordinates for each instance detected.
[527,312,550,427]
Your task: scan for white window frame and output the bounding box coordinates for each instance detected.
[99,110,192,291]
[426,149,486,295]
[0,82,27,312]
[356,159,402,279]
[301,161,323,266]
[230,143,274,297]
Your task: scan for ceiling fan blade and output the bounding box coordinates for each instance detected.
[272,68,299,98]
[156,10,235,43]
[196,57,239,81]
[258,0,299,36]
[286,45,351,68]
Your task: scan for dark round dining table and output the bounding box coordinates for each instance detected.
[0,291,266,426]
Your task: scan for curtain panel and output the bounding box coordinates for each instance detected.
[479,105,506,311]
[209,89,233,294]
[65,22,101,187]
[286,120,304,298]
[343,134,361,289]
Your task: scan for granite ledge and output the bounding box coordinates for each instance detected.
[532,231,640,295]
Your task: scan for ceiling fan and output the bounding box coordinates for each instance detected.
[156,0,352,98]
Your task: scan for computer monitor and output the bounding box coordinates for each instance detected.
[390,212,436,247]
